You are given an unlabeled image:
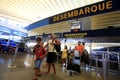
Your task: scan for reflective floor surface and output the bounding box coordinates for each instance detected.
[0,53,120,80]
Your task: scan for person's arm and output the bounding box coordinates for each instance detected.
[80,45,84,54]
[44,41,48,48]
[33,45,36,54]
[40,47,47,59]
[43,47,47,56]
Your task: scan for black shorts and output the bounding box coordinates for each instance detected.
[47,52,56,63]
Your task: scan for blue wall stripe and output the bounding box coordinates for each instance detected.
[25,18,49,30]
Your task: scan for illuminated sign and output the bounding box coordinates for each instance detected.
[64,33,87,38]
[71,21,82,32]
[71,22,81,29]
[49,0,120,24]
[63,28,120,38]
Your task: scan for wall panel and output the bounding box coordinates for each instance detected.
[28,21,70,35]
[91,11,120,30]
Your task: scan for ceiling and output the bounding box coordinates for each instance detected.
[0,0,103,25]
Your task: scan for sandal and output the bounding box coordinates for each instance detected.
[32,78,37,80]
[37,74,42,77]
[54,71,56,75]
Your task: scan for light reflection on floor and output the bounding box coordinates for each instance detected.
[24,54,33,67]
[0,53,120,80]
[0,58,5,64]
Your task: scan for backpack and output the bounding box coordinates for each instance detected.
[82,49,90,64]
[54,44,61,52]
[52,38,61,53]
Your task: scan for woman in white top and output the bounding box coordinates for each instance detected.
[44,33,61,74]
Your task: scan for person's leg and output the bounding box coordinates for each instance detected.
[51,63,56,74]
[46,63,51,73]
[43,62,48,68]
[52,52,56,74]
[33,60,38,80]
[64,58,67,67]
[33,68,37,80]
[33,59,42,80]
[60,58,63,67]
[46,52,51,73]
[80,55,83,67]
[37,59,42,76]
[61,58,66,67]
[36,68,41,77]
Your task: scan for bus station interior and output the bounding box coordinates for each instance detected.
[0,0,120,80]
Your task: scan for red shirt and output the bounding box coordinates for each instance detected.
[35,47,45,59]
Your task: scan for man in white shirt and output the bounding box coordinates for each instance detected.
[44,33,61,74]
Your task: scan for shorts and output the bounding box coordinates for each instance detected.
[35,59,43,69]
[47,52,56,63]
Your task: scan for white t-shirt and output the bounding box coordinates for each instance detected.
[47,39,56,52]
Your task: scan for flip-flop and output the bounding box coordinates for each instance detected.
[32,78,37,80]
[37,74,42,77]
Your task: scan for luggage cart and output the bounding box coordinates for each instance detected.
[67,50,81,76]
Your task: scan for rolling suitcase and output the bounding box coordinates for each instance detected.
[67,50,81,76]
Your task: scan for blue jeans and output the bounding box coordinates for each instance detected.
[35,59,42,69]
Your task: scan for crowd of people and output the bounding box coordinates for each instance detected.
[32,33,90,80]
[0,33,90,80]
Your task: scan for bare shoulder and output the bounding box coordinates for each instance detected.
[54,38,59,42]
[54,38,61,45]
[54,38,59,41]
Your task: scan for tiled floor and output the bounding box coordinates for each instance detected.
[0,53,120,80]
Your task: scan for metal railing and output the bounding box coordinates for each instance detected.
[89,51,120,80]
